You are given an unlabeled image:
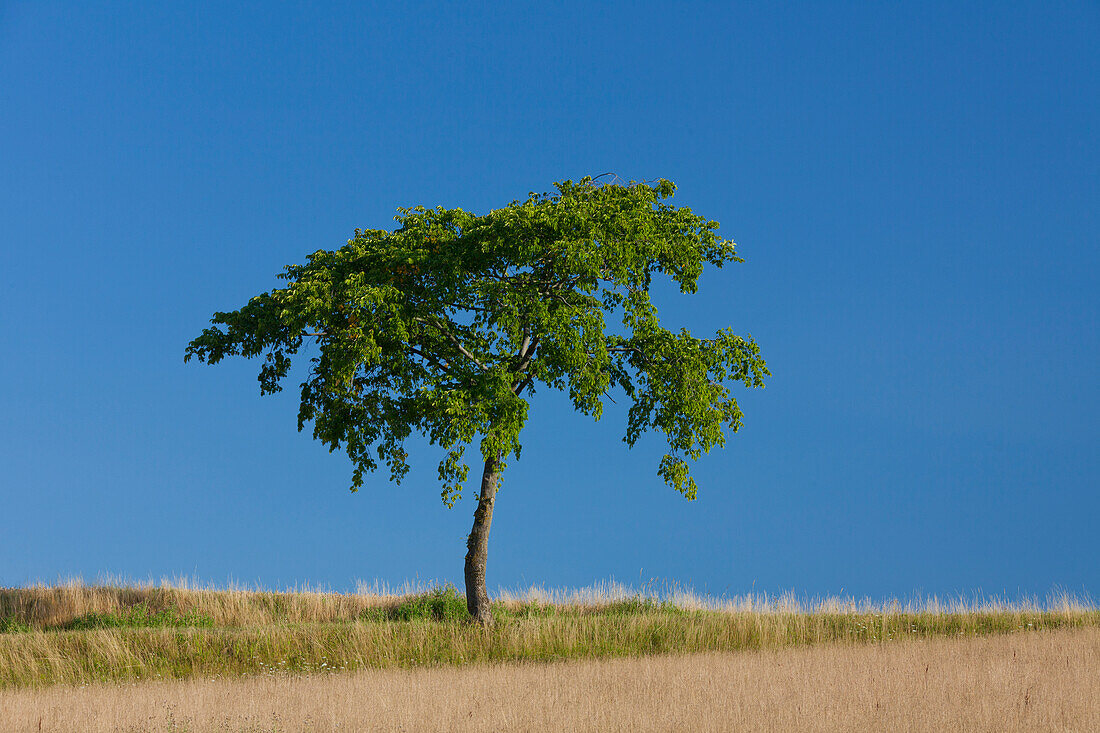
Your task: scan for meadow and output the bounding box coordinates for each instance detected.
[4,626,1097,732]
[0,580,1095,691]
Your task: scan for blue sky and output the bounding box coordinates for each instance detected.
[2,1,1097,600]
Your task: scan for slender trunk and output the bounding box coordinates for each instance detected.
[464,454,501,625]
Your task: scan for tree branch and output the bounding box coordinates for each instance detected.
[607,345,647,357]
[407,345,454,375]
[414,317,488,372]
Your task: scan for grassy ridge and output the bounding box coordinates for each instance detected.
[1,583,1097,689]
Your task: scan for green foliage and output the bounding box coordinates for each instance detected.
[61,603,215,631]
[360,584,469,623]
[186,177,768,502]
[490,597,687,622]
[488,602,559,621]
[356,590,686,624]
[593,597,678,615]
[0,616,32,634]
[392,584,468,622]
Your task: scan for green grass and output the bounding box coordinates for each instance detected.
[58,602,215,632]
[359,583,470,622]
[355,584,677,623]
[1,583,1096,689]
[1,602,214,634]
[0,616,33,634]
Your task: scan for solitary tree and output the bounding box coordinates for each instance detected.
[185,177,768,624]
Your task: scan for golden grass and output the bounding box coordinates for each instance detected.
[1,580,1097,693]
[2,627,1096,732]
[4,578,1091,628]
[0,579,412,629]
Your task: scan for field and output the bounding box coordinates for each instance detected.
[1,582,1097,731]
[3,627,1098,732]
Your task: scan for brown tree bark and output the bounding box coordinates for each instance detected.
[464,454,501,625]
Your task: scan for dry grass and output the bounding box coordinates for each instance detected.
[6,579,1090,629]
[1,627,1095,732]
[0,580,414,629]
[1,581,1097,692]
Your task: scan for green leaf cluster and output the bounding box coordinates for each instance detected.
[186,178,768,502]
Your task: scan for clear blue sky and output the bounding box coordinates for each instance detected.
[2,1,1097,601]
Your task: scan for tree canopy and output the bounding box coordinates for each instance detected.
[185,177,769,506]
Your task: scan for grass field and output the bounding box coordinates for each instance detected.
[0,580,1096,692]
[3,626,1097,731]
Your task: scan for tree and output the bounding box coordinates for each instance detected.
[185,177,769,624]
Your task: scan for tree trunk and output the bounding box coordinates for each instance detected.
[464,454,501,625]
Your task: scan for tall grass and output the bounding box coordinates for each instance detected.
[6,628,1098,732]
[0,580,1096,689]
[0,579,407,629]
